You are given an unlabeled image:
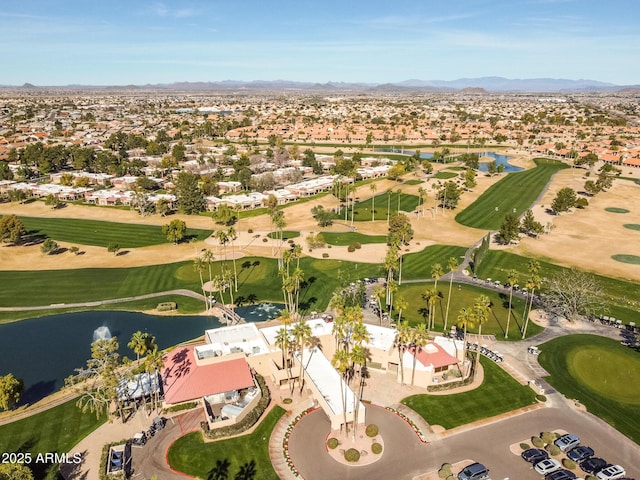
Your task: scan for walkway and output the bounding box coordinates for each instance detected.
[0,289,205,311]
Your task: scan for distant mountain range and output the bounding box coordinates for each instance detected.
[4,77,639,93]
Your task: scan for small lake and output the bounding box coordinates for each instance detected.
[375,149,523,172]
[0,304,284,405]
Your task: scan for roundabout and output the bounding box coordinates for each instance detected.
[286,405,430,480]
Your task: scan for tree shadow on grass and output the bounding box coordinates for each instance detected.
[234,459,256,480]
[208,458,230,480]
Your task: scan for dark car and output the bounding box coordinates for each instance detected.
[581,457,609,474]
[546,469,577,480]
[521,448,549,463]
[567,445,595,462]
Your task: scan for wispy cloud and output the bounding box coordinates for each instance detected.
[148,2,198,18]
[358,13,476,28]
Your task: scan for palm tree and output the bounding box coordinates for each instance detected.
[473,295,491,369]
[395,295,408,324]
[214,229,229,265]
[384,246,399,306]
[456,307,477,369]
[292,321,313,394]
[372,284,385,325]
[424,288,440,330]
[418,187,427,217]
[370,182,377,221]
[128,331,151,362]
[394,321,411,385]
[144,344,164,410]
[396,188,402,214]
[227,226,238,291]
[193,257,208,310]
[521,260,541,339]
[410,324,429,387]
[431,263,444,291]
[272,210,286,266]
[350,343,368,436]
[505,269,519,339]
[274,327,291,371]
[202,249,215,307]
[443,256,459,330]
[332,348,351,435]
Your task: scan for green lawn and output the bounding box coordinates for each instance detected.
[455,158,568,230]
[433,171,458,179]
[604,207,630,214]
[0,294,207,324]
[401,245,469,280]
[401,356,537,429]
[397,281,539,339]
[168,406,285,480]
[623,224,640,231]
[266,231,300,240]
[351,191,420,221]
[0,398,106,479]
[0,256,382,321]
[611,254,640,264]
[320,231,387,246]
[538,335,640,444]
[475,250,640,323]
[403,179,424,186]
[13,216,212,248]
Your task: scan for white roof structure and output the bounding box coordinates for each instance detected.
[116,372,161,401]
[204,323,270,357]
[295,347,363,418]
[364,324,396,352]
[260,319,333,347]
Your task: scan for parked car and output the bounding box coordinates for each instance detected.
[567,445,595,462]
[521,448,549,463]
[596,465,626,480]
[546,469,577,480]
[580,458,609,474]
[457,462,490,480]
[131,431,147,446]
[153,416,166,430]
[554,433,580,452]
[535,459,563,475]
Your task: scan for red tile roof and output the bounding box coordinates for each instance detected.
[410,342,459,369]
[162,345,254,405]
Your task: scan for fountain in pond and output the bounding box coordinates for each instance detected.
[92,325,112,343]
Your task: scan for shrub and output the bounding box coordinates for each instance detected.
[541,431,556,444]
[562,458,576,470]
[262,238,268,242]
[164,401,198,413]
[586,476,597,480]
[531,436,544,448]
[520,443,530,450]
[347,244,356,252]
[344,448,360,462]
[157,302,177,312]
[354,242,362,249]
[282,398,292,404]
[322,253,329,258]
[327,438,339,449]
[536,394,547,403]
[438,463,453,478]
[371,443,382,454]
[248,228,253,233]
[545,444,561,456]
[365,424,379,437]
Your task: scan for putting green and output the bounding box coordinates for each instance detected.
[611,254,640,264]
[623,224,640,231]
[605,207,630,213]
[567,347,640,404]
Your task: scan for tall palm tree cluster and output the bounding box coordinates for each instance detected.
[456,294,493,375]
[192,225,240,311]
[273,310,314,396]
[393,322,430,387]
[279,243,304,318]
[330,305,370,437]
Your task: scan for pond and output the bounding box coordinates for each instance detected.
[0,304,283,405]
[375,149,523,172]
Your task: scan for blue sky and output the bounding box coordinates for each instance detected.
[1,0,638,86]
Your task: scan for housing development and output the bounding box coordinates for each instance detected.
[0,85,639,480]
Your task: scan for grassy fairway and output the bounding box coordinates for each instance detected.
[168,406,285,480]
[16,216,212,248]
[538,335,640,444]
[401,356,537,429]
[397,281,539,339]
[0,256,382,319]
[351,191,420,221]
[401,245,469,280]
[0,398,106,479]
[266,230,300,240]
[433,171,458,179]
[455,158,568,230]
[321,231,387,246]
[475,250,640,323]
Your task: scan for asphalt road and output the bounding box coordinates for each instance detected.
[289,405,640,480]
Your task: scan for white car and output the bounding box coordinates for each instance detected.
[596,465,626,480]
[534,458,562,475]
[554,433,580,452]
